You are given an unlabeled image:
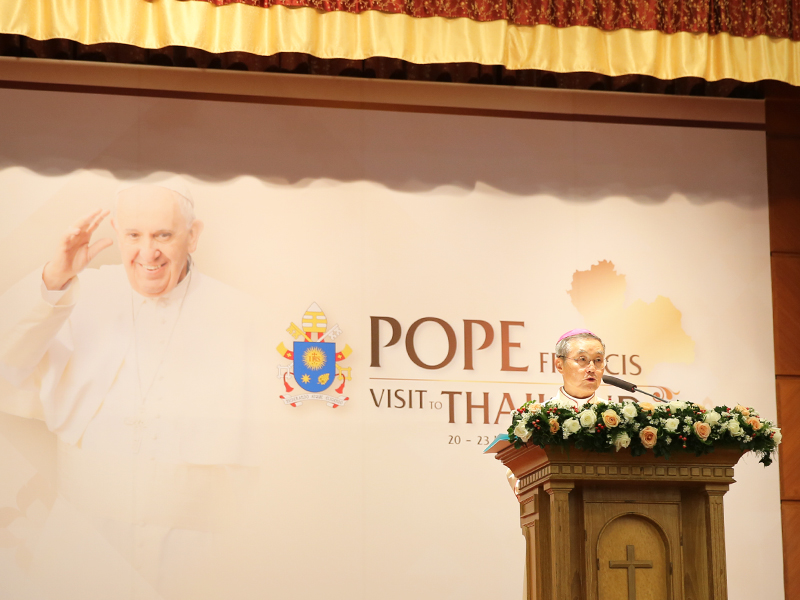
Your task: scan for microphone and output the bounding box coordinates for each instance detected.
[602,375,637,393]
[602,375,663,401]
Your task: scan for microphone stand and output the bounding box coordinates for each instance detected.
[602,375,665,402]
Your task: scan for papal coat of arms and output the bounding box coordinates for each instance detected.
[276,303,352,407]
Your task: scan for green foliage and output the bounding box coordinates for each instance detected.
[507,398,780,466]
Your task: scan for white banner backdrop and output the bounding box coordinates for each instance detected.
[0,87,782,600]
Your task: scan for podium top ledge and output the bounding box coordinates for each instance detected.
[490,437,746,488]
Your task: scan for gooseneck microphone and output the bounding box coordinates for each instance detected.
[602,375,663,401]
[602,375,637,393]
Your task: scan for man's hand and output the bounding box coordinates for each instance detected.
[42,209,113,291]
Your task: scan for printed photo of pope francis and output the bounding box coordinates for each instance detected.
[0,176,269,600]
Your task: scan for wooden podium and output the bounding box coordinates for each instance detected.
[489,440,744,600]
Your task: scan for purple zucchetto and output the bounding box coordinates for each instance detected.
[557,328,595,342]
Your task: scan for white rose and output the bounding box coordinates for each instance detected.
[727,420,743,437]
[547,397,571,410]
[664,418,680,433]
[669,400,687,411]
[613,432,631,451]
[771,427,783,445]
[578,409,597,428]
[704,411,721,425]
[621,404,638,420]
[514,423,532,443]
[562,418,581,438]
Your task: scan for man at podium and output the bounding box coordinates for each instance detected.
[498,326,743,600]
[552,328,606,405]
[507,328,605,497]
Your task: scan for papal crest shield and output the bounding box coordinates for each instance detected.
[293,341,337,393]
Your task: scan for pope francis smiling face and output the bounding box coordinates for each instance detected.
[111,185,204,298]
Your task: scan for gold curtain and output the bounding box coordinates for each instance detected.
[1,0,798,84]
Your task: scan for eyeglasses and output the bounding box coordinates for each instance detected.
[559,356,605,370]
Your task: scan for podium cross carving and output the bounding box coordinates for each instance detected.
[609,544,653,600]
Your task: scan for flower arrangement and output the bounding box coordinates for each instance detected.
[507,397,782,466]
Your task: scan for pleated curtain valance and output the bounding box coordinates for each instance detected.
[198,0,799,39]
[0,0,798,84]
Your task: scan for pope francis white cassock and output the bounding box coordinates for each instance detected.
[0,178,268,600]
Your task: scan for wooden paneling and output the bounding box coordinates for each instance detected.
[0,57,766,130]
[766,135,800,254]
[770,256,800,376]
[766,137,800,200]
[781,501,800,600]
[776,377,800,500]
[767,194,800,254]
[766,90,800,600]
[765,98,800,136]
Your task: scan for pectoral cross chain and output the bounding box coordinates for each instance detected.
[609,545,653,600]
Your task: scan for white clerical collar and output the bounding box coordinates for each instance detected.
[560,386,595,404]
[131,259,193,309]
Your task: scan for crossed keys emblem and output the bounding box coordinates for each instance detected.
[276,303,353,408]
